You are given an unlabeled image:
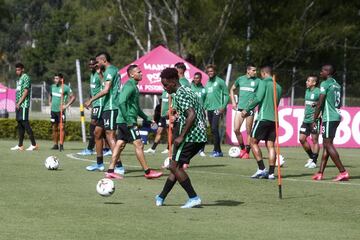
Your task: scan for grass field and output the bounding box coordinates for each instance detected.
[1,139,359,240]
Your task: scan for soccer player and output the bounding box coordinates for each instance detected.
[241,65,282,180]
[105,65,163,179]
[191,72,207,157]
[49,73,76,151]
[175,62,190,87]
[312,64,349,181]
[204,64,229,157]
[299,75,321,169]
[84,52,124,174]
[229,64,260,159]
[155,67,207,208]
[10,63,38,151]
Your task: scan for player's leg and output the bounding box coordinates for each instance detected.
[79,118,96,155]
[299,123,314,167]
[233,111,245,153]
[244,114,255,158]
[209,111,223,156]
[17,120,25,149]
[313,145,329,180]
[145,126,164,153]
[309,132,319,166]
[23,120,37,149]
[250,121,267,178]
[59,112,66,151]
[266,140,276,179]
[105,138,126,179]
[323,138,348,181]
[52,123,59,149]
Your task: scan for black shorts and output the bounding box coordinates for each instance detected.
[237,108,255,117]
[299,121,320,136]
[51,111,66,124]
[172,142,206,166]
[16,107,29,121]
[158,116,168,128]
[91,106,102,120]
[97,110,118,130]
[116,123,141,143]
[251,120,276,142]
[322,121,340,139]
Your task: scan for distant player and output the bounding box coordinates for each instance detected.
[204,64,229,157]
[175,62,190,87]
[11,63,38,151]
[241,65,282,180]
[155,67,207,208]
[49,73,76,151]
[105,65,163,179]
[312,64,349,181]
[229,64,260,159]
[299,75,321,169]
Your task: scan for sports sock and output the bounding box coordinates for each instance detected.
[239,143,245,150]
[18,122,25,147]
[159,178,177,199]
[144,168,151,174]
[87,124,96,150]
[151,142,159,150]
[116,161,123,168]
[257,160,265,170]
[245,145,251,154]
[23,121,36,146]
[103,148,110,152]
[97,156,103,165]
[179,178,197,198]
[269,166,275,175]
[306,149,313,159]
[312,153,319,164]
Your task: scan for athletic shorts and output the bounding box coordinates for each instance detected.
[172,142,206,166]
[51,111,66,124]
[237,108,255,117]
[16,107,29,121]
[251,120,276,142]
[299,121,321,136]
[322,121,340,139]
[97,110,118,130]
[116,123,141,143]
[91,106,102,120]
[158,116,168,128]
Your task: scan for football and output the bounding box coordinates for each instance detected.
[44,156,60,170]
[96,178,115,197]
[228,146,241,158]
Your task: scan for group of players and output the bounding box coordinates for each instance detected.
[12,53,349,208]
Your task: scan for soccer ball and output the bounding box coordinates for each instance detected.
[96,178,115,197]
[162,157,170,169]
[228,147,241,158]
[44,156,59,170]
[275,154,285,167]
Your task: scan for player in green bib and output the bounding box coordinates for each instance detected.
[11,63,38,151]
[105,65,163,180]
[156,68,207,208]
[312,64,349,181]
[242,65,282,180]
[230,63,260,159]
[49,73,76,151]
[299,75,321,169]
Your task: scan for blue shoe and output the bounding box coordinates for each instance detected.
[181,196,201,208]
[210,151,223,157]
[103,149,112,157]
[251,168,268,179]
[155,195,164,206]
[77,149,93,156]
[114,166,125,175]
[86,163,105,171]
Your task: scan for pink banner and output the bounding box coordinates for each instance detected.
[226,105,360,148]
[0,84,16,112]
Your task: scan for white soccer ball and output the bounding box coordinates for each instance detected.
[228,147,241,158]
[44,156,60,170]
[275,154,285,167]
[162,157,170,169]
[96,178,115,197]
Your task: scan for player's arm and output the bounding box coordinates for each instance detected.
[174,107,196,147]
[313,94,325,121]
[243,81,265,116]
[48,93,52,107]
[84,80,111,108]
[138,108,152,123]
[229,83,237,110]
[16,88,29,109]
[220,80,230,113]
[63,91,76,110]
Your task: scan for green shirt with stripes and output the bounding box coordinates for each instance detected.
[16,73,31,108]
[204,76,229,110]
[303,87,320,123]
[319,77,341,122]
[50,84,73,112]
[90,72,103,108]
[103,65,120,111]
[234,75,260,109]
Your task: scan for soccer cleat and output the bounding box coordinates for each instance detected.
[105,172,123,180]
[161,149,169,154]
[51,144,59,150]
[307,162,317,169]
[241,152,250,159]
[103,149,112,157]
[26,145,38,151]
[183,163,189,170]
[210,151,223,157]
[181,196,202,209]
[155,195,164,206]
[275,154,285,167]
[10,145,24,151]
[333,171,350,182]
[312,172,324,181]
[86,163,105,171]
[268,174,276,180]
[77,149,93,156]
[239,149,246,158]
[144,169,163,179]
[114,166,125,175]
[59,144,64,152]
[251,168,268,179]
[199,151,206,157]
[304,159,313,168]
[144,148,156,154]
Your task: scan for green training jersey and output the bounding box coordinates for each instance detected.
[319,78,341,122]
[246,77,282,122]
[90,72,103,107]
[16,73,31,108]
[161,90,169,117]
[175,86,207,143]
[204,76,229,110]
[303,87,320,123]
[234,75,260,109]
[116,78,151,125]
[179,77,190,87]
[103,65,120,111]
[191,82,206,106]
[50,84,73,112]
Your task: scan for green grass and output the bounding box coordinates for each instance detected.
[1,140,359,240]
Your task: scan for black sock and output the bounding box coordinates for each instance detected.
[239,144,245,150]
[97,156,103,165]
[151,142,159,150]
[245,145,251,153]
[306,149,313,159]
[87,124,96,150]
[145,168,151,174]
[269,166,275,175]
[159,178,177,199]
[257,160,265,170]
[179,178,197,198]
[107,168,114,173]
[312,153,319,164]
[116,161,123,168]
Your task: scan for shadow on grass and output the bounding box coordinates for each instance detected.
[188,164,227,169]
[103,202,123,205]
[166,200,244,207]
[282,173,313,178]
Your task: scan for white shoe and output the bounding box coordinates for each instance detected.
[307,162,317,169]
[275,154,285,167]
[10,145,24,151]
[161,149,169,154]
[251,168,268,178]
[26,145,38,151]
[181,196,201,209]
[199,151,206,157]
[304,159,313,168]
[268,174,276,180]
[144,148,156,154]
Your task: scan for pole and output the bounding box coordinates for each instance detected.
[59,79,64,145]
[76,59,86,143]
[291,66,296,106]
[225,64,232,87]
[272,74,283,199]
[342,37,347,107]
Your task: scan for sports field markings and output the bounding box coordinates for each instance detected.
[66,153,360,187]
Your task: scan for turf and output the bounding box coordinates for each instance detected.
[1,139,359,240]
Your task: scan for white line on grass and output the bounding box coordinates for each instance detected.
[66,153,360,187]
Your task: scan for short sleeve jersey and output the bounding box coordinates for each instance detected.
[191,82,206,106]
[90,72,103,107]
[161,90,169,117]
[319,78,341,122]
[303,87,320,123]
[179,77,190,87]
[174,86,207,143]
[50,84,73,112]
[16,73,31,108]
[103,65,120,111]
[234,75,260,109]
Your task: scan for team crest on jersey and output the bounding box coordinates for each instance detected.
[214,82,218,87]
[320,87,325,92]
[251,81,255,86]
[311,94,314,99]
[202,89,206,93]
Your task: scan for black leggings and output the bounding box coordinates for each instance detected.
[17,120,36,146]
[207,110,222,152]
